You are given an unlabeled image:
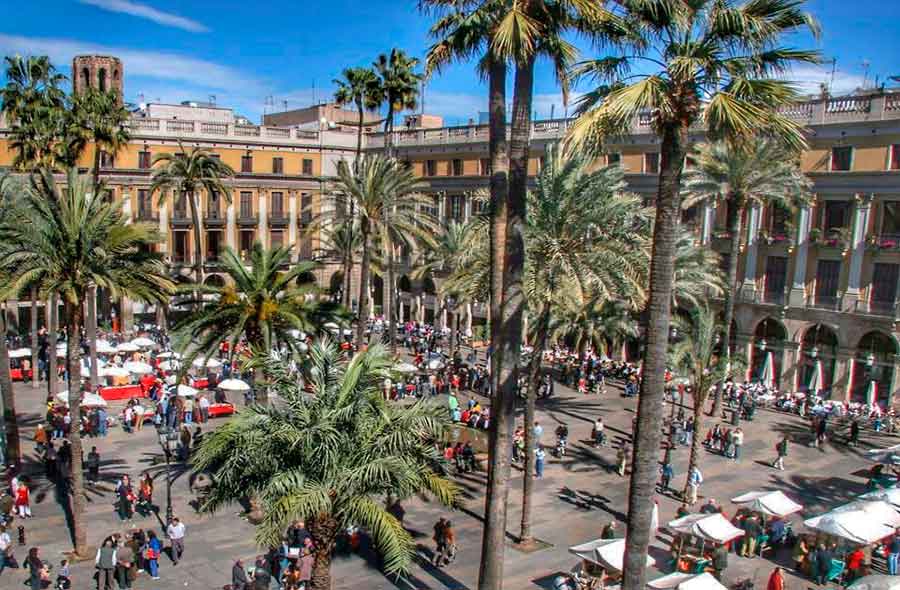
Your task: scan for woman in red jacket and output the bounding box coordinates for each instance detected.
[767,567,784,590]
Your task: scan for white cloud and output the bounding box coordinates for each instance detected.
[78,0,208,33]
[783,65,866,96]
[0,34,256,90]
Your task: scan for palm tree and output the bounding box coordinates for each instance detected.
[173,242,345,403]
[672,230,727,312]
[0,175,21,467]
[150,145,234,288]
[332,156,435,349]
[668,307,738,498]
[315,218,363,302]
[683,139,812,415]
[192,341,457,590]
[566,2,819,588]
[551,296,638,360]
[374,49,422,159]
[0,168,172,556]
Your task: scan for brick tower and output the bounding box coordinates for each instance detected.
[71,55,123,103]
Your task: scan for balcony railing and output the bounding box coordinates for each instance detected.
[855,299,897,317]
[137,208,158,222]
[269,211,289,227]
[204,209,225,226]
[762,290,787,306]
[808,295,842,311]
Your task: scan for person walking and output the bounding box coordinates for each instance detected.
[115,540,133,590]
[660,461,674,493]
[732,427,744,461]
[814,543,833,585]
[116,475,135,521]
[772,435,789,470]
[26,547,44,590]
[687,466,703,505]
[432,517,448,567]
[232,559,250,590]
[87,446,100,485]
[95,538,117,590]
[535,446,546,479]
[0,525,14,576]
[144,530,162,580]
[616,444,629,477]
[767,567,784,590]
[167,517,186,565]
[14,481,31,518]
[889,532,900,575]
[712,543,728,581]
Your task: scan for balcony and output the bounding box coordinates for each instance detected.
[268,210,290,227]
[762,290,787,306]
[203,253,223,269]
[855,299,897,317]
[868,233,900,252]
[237,210,257,227]
[136,208,158,222]
[170,253,190,266]
[204,210,226,227]
[807,295,842,311]
[170,210,192,228]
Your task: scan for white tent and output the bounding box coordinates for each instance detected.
[427,359,445,370]
[130,337,156,348]
[324,322,340,334]
[847,575,900,590]
[124,361,154,375]
[8,347,31,359]
[177,384,198,397]
[156,351,181,359]
[117,342,140,353]
[667,513,744,544]
[393,362,418,374]
[862,488,900,508]
[649,573,728,590]
[831,500,900,528]
[568,538,654,573]
[55,391,108,407]
[96,341,118,354]
[99,366,131,378]
[804,510,895,544]
[192,357,222,369]
[218,378,250,392]
[159,360,180,372]
[731,490,803,518]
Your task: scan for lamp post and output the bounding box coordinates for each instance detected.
[446,296,457,362]
[157,425,178,524]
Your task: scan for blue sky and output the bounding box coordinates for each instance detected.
[3,0,899,126]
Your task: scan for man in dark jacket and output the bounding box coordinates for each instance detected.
[712,544,728,581]
[231,559,250,590]
[815,544,834,585]
[252,558,271,589]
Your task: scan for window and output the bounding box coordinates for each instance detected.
[831,146,852,171]
[822,200,850,231]
[137,189,152,220]
[241,154,253,173]
[173,231,189,263]
[302,158,313,175]
[206,231,222,262]
[480,158,492,176]
[425,160,437,176]
[422,195,439,218]
[301,193,312,209]
[270,230,284,250]
[138,150,151,169]
[891,145,900,171]
[272,157,284,174]
[451,159,464,176]
[764,256,788,305]
[644,152,660,174]
[206,192,221,219]
[239,191,253,218]
[99,150,114,169]
[680,205,699,228]
[271,192,284,216]
[882,202,900,238]
[300,209,312,227]
[239,230,254,258]
[770,204,791,238]
[606,152,621,166]
[871,263,900,312]
[174,194,188,219]
[472,198,486,216]
[449,195,464,221]
[814,259,841,307]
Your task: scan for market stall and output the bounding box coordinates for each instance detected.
[731,490,804,551]
[648,573,728,590]
[568,538,655,590]
[667,513,743,574]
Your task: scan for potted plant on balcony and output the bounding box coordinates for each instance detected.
[808,227,822,244]
[758,229,772,245]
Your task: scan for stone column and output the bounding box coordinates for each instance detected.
[789,205,812,307]
[399,298,405,323]
[831,350,855,402]
[417,295,425,324]
[466,302,473,337]
[121,296,133,332]
[780,341,800,392]
[121,187,132,224]
[843,193,873,309]
[257,189,268,248]
[700,202,716,245]
[288,191,298,261]
[158,201,168,255]
[739,204,762,299]
[226,201,236,250]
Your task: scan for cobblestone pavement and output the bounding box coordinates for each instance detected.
[2,363,891,590]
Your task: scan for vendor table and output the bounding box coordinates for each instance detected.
[208,403,235,418]
[10,368,32,381]
[192,378,210,390]
[99,384,145,401]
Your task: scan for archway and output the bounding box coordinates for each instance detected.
[398,275,411,294]
[799,324,839,398]
[750,317,788,388]
[372,275,384,314]
[851,331,898,406]
[296,271,317,286]
[203,274,225,288]
[98,68,107,92]
[328,271,344,301]
[81,67,90,89]
[423,277,436,296]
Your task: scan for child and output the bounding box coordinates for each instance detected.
[56,558,71,589]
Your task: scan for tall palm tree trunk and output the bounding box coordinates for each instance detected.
[479,57,511,590]
[682,400,705,498]
[520,302,550,545]
[481,56,534,590]
[188,191,204,291]
[92,147,102,193]
[712,198,743,418]
[356,224,372,345]
[31,289,39,389]
[87,285,99,389]
[48,294,59,400]
[343,105,366,310]
[63,298,88,556]
[622,121,689,590]
[0,306,20,468]
[308,515,339,590]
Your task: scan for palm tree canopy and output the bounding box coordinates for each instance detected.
[567,0,821,152]
[173,241,347,364]
[374,49,422,120]
[682,138,813,213]
[192,341,458,575]
[669,306,742,403]
[150,145,235,205]
[0,55,66,121]
[0,168,173,306]
[67,88,131,169]
[672,229,726,311]
[333,67,383,117]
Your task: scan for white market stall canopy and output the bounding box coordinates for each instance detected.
[116,342,140,353]
[124,361,154,375]
[649,573,728,590]
[96,341,118,354]
[99,366,131,378]
[130,337,156,348]
[218,378,250,392]
[192,357,223,369]
[831,500,900,528]
[8,348,31,359]
[568,538,655,573]
[862,488,900,508]
[393,363,418,374]
[177,384,198,397]
[847,575,900,590]
[667,513,744,544]
[731,491,804,518]
[156,351,182,359]
[55,391,108,407]
[804,509,895,544]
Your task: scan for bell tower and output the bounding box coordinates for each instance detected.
[72,55,124,103]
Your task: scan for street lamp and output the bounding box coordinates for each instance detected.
[157,425,179,524]
[446,296,458,362]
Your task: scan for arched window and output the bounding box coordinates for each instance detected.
[81,67,90,88]
[799,324,839,397]
[398,275,411,293]
[852,331,898,407]
[750,317,788,388]
[98,68,107,92]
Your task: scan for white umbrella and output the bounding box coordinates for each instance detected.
[342,329,353,336]
[124,361,154,375]
[393,362,418,374]
[427,359,444,370]
[99,366,131,378]
[130,337,156,348]
[831,500,900,528]
[117,342,140,353]
[159,360,179,371]
[55,391,108,407]
[177,384,198,397]
[8,348,31,359]
[808,360,823,396]
[218,378,251,392]
[192,357,222,369]
[96,341,118,354]
[731,490,803,518]
[805,510,895,544]
[156,351,182,359]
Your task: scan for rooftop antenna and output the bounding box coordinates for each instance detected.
[209,94,216,106]
[283,99,288,112]
[862,60,871,89]
[312,80,317,105]
[829,57,837,93]
[550,104,555,120]
[264,95,274,115]
[421,80,426,115]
